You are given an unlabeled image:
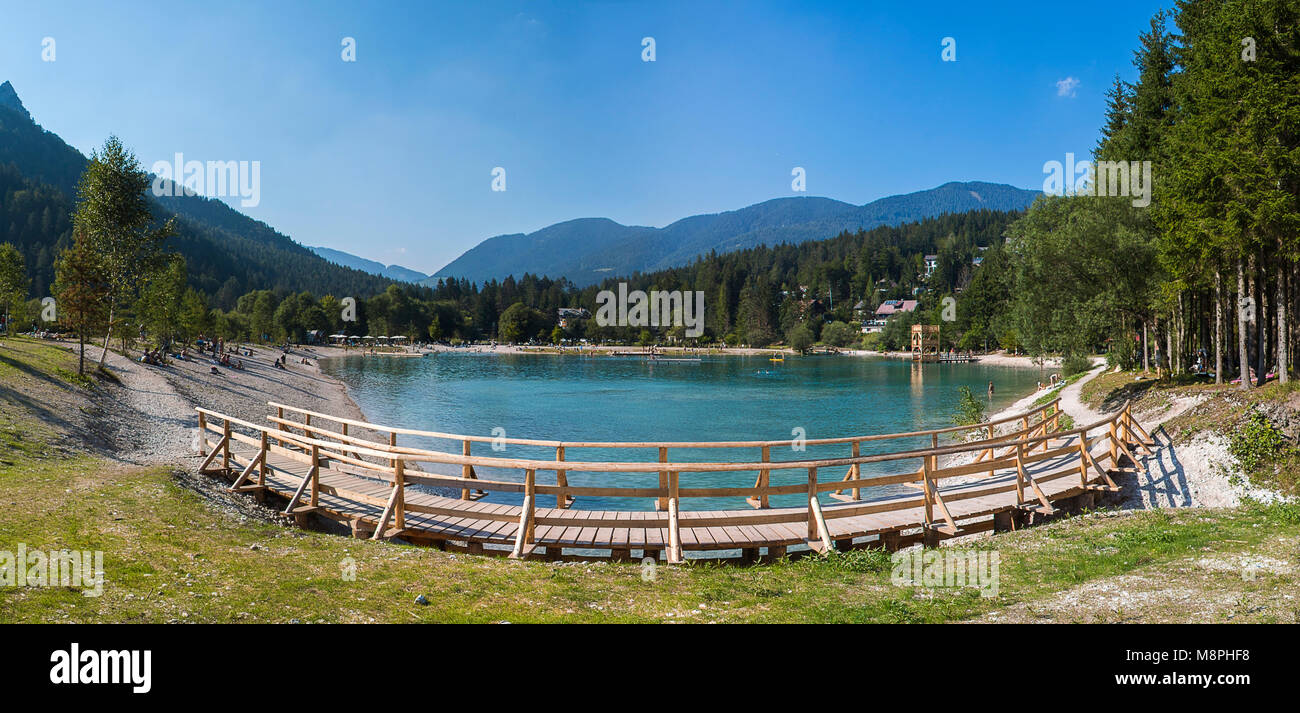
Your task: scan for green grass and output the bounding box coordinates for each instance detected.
[3,448,1297,622]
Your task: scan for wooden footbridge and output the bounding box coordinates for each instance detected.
[194,398,1153,563]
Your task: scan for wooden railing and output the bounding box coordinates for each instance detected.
[195,398,1154,563]
[263,398,1064,509]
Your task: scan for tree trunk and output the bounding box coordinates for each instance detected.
[1176,294,1185,374]
[1142,320,1150,372]
[1214,270,1224,384]
[96,300,115,369]
[1256,253,1267,388]
[1170,314,1180,374]
[1237,259,1251,390]
[1278,254,1289,384]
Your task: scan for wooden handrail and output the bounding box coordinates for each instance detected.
[265,398,1062,450]
[195,400,1148,559]
[196,403,1130,478]
[194,400,1146,543]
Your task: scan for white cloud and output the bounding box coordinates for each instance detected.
[1056,77,1080,98]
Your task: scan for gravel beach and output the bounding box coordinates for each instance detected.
[82,342,366,466]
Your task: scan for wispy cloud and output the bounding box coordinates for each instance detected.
[1055,77,1080,98]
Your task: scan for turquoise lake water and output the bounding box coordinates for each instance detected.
[320,353,1044,510]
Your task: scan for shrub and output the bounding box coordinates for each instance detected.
[952,385,987,426]
[1061,353,1093,378]
[1106,332,1138,371]
[1229,412,1293,474]
[820,320,855,348]
[787,324,814,354]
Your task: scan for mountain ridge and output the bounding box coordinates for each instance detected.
[427,181,1039,287]
[308,246,429,283]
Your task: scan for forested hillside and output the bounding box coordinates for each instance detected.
[162,208,1021,349]
[0,81,392,308]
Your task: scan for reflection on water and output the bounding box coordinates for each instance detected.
[321,353,1042,510]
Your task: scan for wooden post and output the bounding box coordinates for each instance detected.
[221,421,232,472]
[310,444,320,507]
[760,445,771,507]
[807,467,818,540]
[525,470,536,544]
[258,430,268,486]
[667,471,682,563]
[1108,421,1119,472]
[388,432,397,469]
[1014,442,1026,505]
[394,459,406,530]
[848,441,861,500]
[984,427,993,478]
[806,467,833,552]
[921,456,934,528]
[555,446,569,509]
[197,412,207,456]
[930,433,941,484]
[1077,432,1090,487]
[510,469,536,559]
[277,406,286,432]
[461,440,472,500]
[657,447,669,511]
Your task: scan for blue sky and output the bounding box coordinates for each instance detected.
[3,1,1166,273]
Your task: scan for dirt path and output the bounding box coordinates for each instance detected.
[1055,363,1106,424]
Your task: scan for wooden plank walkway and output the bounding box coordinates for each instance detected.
[195,398,1154,563]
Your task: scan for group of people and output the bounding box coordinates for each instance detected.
[218,352,243,370]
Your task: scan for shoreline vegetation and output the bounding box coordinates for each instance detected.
[329,341,1061,371]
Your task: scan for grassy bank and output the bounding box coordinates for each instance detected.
[3,337,1298,623]
[3,450,1298,623]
